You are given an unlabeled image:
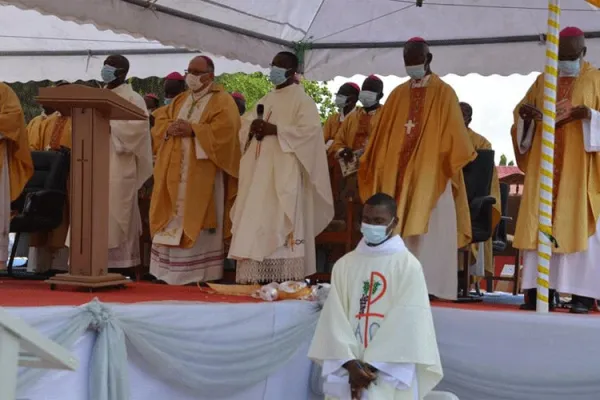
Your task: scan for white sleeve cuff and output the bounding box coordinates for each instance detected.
[516,117,535,154]
[325,139,334,150]
[322,359,351,377]
[370,362,416,390]
[194,137,208,159]
[583,109,600,152]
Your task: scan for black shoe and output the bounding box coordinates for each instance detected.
[569,295,594,314]
[519,288,556,311]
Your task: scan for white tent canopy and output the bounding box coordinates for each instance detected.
[0,4,265,82]
[1,0,598,80]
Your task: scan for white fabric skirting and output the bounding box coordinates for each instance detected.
[12,300,321,400]
[10,300,600,400]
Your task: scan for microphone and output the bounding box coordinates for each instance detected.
[257,104,264,120]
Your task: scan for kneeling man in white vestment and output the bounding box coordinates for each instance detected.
[309,193,442,400]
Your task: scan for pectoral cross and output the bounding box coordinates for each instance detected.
[404,120,416,135]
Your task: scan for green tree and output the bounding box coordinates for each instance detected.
[499,154,507,166]
[301,79,336,123]
[10,73,336,124]
[216,72,335,123]
[508,160,515,166]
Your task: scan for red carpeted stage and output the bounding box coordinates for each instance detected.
[0,279,594,316]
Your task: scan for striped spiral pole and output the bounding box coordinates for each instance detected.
[536,0,560,314]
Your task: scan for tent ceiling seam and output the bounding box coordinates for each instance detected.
[197,0,308,34]
[0,48,199,56]
[122,0,294,47]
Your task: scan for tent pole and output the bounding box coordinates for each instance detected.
[536,0,560,314]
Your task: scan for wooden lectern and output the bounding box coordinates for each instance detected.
[36,85,147,289]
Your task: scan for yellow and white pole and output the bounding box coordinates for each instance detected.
[536,0,560,313]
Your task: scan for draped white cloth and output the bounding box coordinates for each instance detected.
[12,300,320,400]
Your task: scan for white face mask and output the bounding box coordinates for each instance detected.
[358,91,378,107]
[335,94,348,108]
[406,64,427,80]
[185,73,208,92]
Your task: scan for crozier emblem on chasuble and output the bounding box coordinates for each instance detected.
[355,272,387,347]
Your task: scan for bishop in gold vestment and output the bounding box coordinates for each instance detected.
[512,27,600,313]
[150,56,241,285]
[323,82,360,146]
[27,110,72,272]
[0,83,33,267]
[359,38,476,300]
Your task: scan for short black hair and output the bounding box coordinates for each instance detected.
[365,192,397,217]
[278,51,299,69]
[106,54,130,74]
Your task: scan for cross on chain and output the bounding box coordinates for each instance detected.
[404,120,416,135]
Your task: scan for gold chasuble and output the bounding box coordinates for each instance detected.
[329,107,382,223]
[26,114,47,149]
[28,112,72,151]
[0,83,33,202]
[467,128,501,275]
[359,74,475,241]
[323,112,343,143]
[358,74,475,300]
[151,106,168,156]
[27,112,72,256]
[511,62,600,254]
[329,107,382,156]
[150,84,240,284]
[0,83,33,266]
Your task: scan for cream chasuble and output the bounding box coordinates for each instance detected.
[359,75,476,300]
[309,236,442,400]
[513,63,600,298]
[229,84,333,283]
[65,83,153,269]
[150,88,226,285]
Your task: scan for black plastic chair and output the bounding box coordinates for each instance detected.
[6,148,70,278]
[458,149,496,301]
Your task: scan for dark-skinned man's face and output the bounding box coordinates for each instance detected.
[460,103,472,127]
[362,204,397,231]
[403,42,432,67]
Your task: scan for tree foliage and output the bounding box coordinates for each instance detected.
[498,154,515,167]
[499,154,507,166]
[9,73,336,124]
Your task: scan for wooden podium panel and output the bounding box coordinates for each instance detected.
[36,85,146,290]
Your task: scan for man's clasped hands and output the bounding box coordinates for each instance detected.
[343,360,378,400]
[165,119,194,139]
[519,103,591,125]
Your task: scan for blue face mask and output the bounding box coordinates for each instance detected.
[269,66,289,86]
[558,59,581,77]
[164,98,173,105]
[359,90,378,107]
[101,65,118,83]
[406,64,426,80]
[361,221,393,245]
